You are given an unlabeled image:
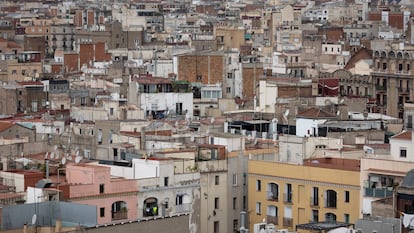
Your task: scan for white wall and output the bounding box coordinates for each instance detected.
[390,132,414,162]
[296,118,327,137]
[139,92,193,117]
[133,158,160,179]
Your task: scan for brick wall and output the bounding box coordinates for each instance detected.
[79,44,94,68]
[242,65,263,98]
[178,54,224,84]
[64,53,79,72]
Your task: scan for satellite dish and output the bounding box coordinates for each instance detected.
[190,134,195,142]
[50,152,55,159]
[75,156,81,164]
[61,157,66,165]
[44,152,49,159]
[31,214,37,225]
[23,159,29,167]
[210,117,215,124]
[54,145,58,151]
[284,109,290,117]
[75,150,80,157]
[336,110,340,116]
[67,155,72,161]
[339,99,345,104]
[254,138,258,145]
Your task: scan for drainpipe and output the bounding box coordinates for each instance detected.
[240,211,249,233]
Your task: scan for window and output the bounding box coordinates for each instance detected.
[110,108,114,116]
[382,63,387,70]
[345,191,350,203]
[232,173,237,186]
[285,183,292,203]
[243,196,246,209]
[256,202,261,214]
[164,177,169,187]
[233,219,238,233]
[21,70,26,75]
[312,210,319,222]
[325,190,337,208]
[12,70,16,75]
[233,197,237,209]
[256,180,261,191]
[196,75,202,81]
[312,187,319,206]
[100,207,105,217]
[344,214,350,223]
[227,72,233,79]
[214,221,219,233]
[215,175,219,185]
[325,213,336,222]
[400,148,407,158]
[99,184,105,193]
[226,87,231,93]
[215,197,219,209]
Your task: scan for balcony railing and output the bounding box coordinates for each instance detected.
[283,217,293,227]
[364,187,393,198]
[375,85,387,91]
[283,193,293,204]
[267,215,278,225]
[266,191,279,201]
[176,203,191,213]
[112,211,128,221]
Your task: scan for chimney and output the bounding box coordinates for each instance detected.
[23,223,28,233]
[45,159,49,179]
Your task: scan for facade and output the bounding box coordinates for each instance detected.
[248,160,360,232]
[372,48,414,118]
[60,163,139,224]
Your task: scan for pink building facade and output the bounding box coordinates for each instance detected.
[63,164,138,224]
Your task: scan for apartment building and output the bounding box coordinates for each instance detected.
[248,159,360,232]
[371,47,414,118]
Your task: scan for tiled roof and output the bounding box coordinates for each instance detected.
[297,108,336,119]
[0,121,14,132]
[391,130,411,140]
[344,48,372,70]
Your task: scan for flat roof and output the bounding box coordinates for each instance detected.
[296,221,353,231]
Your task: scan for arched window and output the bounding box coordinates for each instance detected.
[111,201,127,220]
[266,182,279,201]
[325,190,337,208]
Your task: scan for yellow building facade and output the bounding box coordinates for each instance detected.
[248,160,360,232]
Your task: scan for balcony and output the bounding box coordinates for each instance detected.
[399,87,410,94]
[176,203,191,213]
[267,215,278,225]
[283,217,293,227]
[266,191,279,201]
[364,187,393,198]
[112,211,127,221]
[283,193,293,204]
[375,85,387,92]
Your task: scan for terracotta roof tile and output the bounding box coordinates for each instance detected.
[391,130,411,140]
[0,122,14,132]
